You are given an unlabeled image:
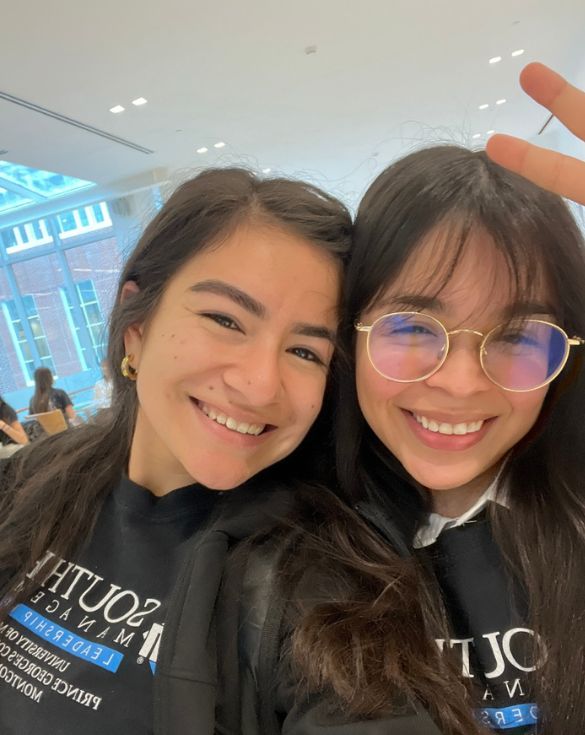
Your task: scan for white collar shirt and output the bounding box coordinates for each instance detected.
[414,479,508,549]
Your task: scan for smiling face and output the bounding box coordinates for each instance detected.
[355,229,552,516]
[125,221,341,495]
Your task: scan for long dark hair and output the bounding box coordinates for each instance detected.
[291,147,585,733]
[30,367,54,413]
[0,168,351,617]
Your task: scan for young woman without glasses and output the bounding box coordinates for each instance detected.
[224,65,585,735]
[0,168,351,734]
[29,366,79,426]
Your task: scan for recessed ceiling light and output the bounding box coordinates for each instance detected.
[496,98,507,105]
[511,49,525,57]
[214,141,226,148]
[132,97,148,106]
[196,147,208,154]
[472,133,482,139]
[109,105,125,114]
[489,56,502,64]
[486,130,495,135]
[262,168,271,174]
[478,103,489,110]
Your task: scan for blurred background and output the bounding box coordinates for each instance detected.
[0,0,584,415]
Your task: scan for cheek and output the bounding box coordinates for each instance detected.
[294,374,329,427]
[356,349,404,420]
[507,387,548,432]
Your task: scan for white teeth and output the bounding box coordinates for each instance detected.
[198,403,265,436]
[414,413,485,436]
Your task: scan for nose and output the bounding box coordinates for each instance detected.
[425,337,492,397]
[222,343,283,407]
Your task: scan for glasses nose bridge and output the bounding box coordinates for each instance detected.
[443,327,488,368]
[445,327,485,340]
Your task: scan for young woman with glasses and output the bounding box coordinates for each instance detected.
[224,65,585,735]
[306,144,585,733]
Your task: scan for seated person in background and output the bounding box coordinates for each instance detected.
[92,359,112,410]
[0,395,29,458]
[29,367,79,426]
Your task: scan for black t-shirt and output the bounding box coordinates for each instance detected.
[29,388,72,417]
[0,402,18,445]
[425,509,537,734]
[0,476,220,735]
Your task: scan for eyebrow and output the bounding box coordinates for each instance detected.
[189,279,336,343]
[292,323,336,344]
[376,294,444,313]
[377,293,556,319]
[189,280,266,318]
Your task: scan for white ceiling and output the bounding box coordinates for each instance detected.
[1,0,585,223]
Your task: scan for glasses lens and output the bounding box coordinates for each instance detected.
[483,320,568,390]
[369,313,447,381]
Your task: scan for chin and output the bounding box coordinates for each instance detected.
[403,459,483,493]
[187,463,257,492]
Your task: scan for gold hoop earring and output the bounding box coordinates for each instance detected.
[121,355,138,381]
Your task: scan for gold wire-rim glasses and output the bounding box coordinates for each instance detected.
[355,312,585,393]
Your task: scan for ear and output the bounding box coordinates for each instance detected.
[121,281,144,368]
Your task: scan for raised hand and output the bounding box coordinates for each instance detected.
[486,63,585,205]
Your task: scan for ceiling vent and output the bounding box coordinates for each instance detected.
[0,91,154,155]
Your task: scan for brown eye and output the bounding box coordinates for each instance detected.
[201,313,242,331]
[288,347,325,366]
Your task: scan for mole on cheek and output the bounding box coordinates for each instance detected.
[208,385,214,391]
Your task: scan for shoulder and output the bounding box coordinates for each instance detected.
[212,478,298,540]
[52,388,72,406]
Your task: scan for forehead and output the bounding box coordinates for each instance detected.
[176,221,339,281]
[164,221,342,314]
[377,227,552,322]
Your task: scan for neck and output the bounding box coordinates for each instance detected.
[128,410,196,496]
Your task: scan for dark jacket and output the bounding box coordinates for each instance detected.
[153,480,297,735]
[213,536,443,735]
[208,502,535,733]
[154,478,442,735]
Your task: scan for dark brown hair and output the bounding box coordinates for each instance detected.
[30,366,54,413]
[0,168,351,617]
[290,147,585,733]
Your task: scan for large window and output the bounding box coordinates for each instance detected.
[0,203,112,257]
[0,160,94,215]
[57,203,112,240]
[2,218,53,254]
[0,183,160,410]
[62,279,107,367]
[3,296,56,383]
